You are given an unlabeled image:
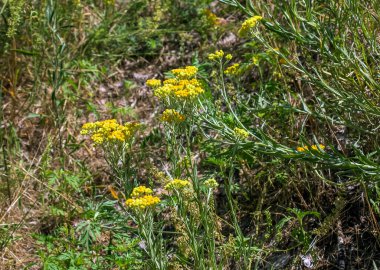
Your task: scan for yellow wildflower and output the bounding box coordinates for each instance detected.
[208,50,225,61]
[165,179,191,191]
[81,119,140,145]
[297,144,325,152]
[224,63,240,76]
[125,195,161,210]
[160,109,185,123]
[80,122,96,135]
[154,78,204,100]
[226,54,233,61]
[149,66,203,100]
[154,85,173,99]
[204,9,220,26]
[296,146,306,152]
[131,185,153,198]
[312,144,326,150]
[204,178,219,189]
[163,78,177,85]
[146,79,161,88]
[174,85,204,99]
[171,66,198,79]
[233,127,249,140]
[177,78,201,87]
[238,16,263,37]
[273,71,282,79]
[108,130,126,141]
[91,133,104,145]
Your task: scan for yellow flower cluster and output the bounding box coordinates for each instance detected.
[204,9,220,26]
[146,79,161,88]
[125,186,160,210]
[208,50,232,61]
[297,144,326,152]
[165,179,190,191]
[171,66,198,79]
[125,195,161,210]
[160,109,186,124]
[238,15,263,37]
[204,178,219,189]
[131,185,153,197]
[224,63,240,76]
[147,66,204,100]
[208,50,224,60]
[80,119,140,145]
[233,127,249,140]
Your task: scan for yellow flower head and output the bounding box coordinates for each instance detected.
[163,78,178,85]
[233,127,249,140]
[165,179,191,191]
[149,66,203,101]
[171,66,198,79]
[208,50,225,61]
[204,178,219,189]
[296,146,305,152]
[238,16,263,37]
[160,109,186,124]
[81,119,140,145]
[108,130,126,141]
[154,85,173,99]
[80,122,96,135]
[125,195,161,210]
[312,144,325,150]
[175,84,204,99]
[146,79,162,88]
[204,9,220,26]
[297,144,325,152]
[224,63,240,76]
[154,77,204,100]
[91,133,105,145]
[131,185,153,198]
